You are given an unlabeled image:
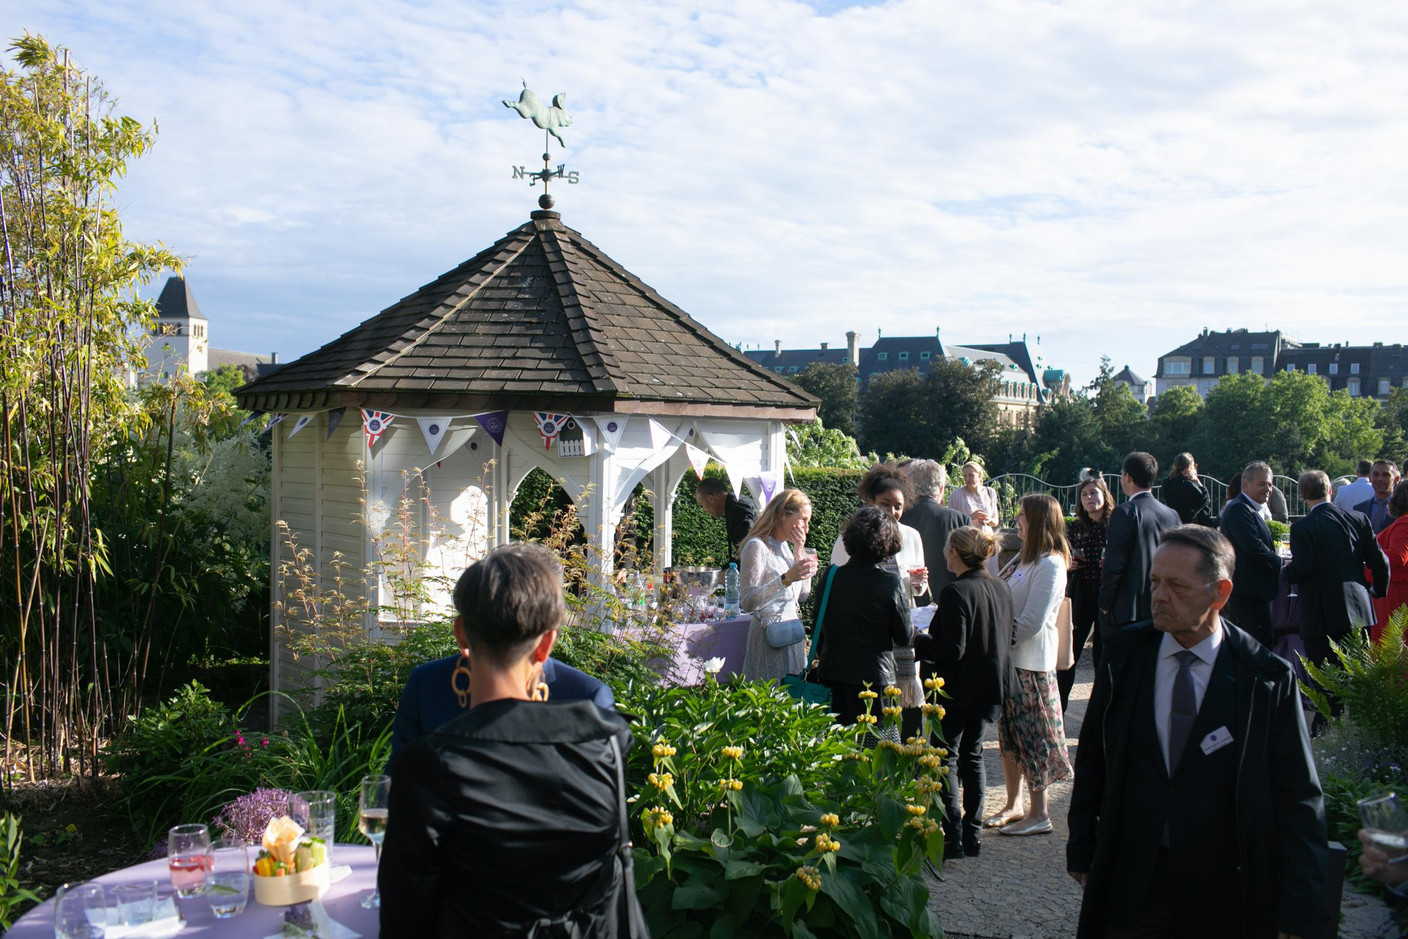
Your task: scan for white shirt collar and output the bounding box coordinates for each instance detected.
[1159,625,1222,667]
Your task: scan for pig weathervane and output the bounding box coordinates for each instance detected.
[504,82,579,210]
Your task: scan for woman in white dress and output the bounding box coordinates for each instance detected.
[739,488,819,681]
[949,461,1002,575]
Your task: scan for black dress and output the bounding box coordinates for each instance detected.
[380,698,636,937]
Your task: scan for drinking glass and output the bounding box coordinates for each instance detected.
[206,840,251,919]
[54,881,106,939]
[167,823,211,897]
[1359,792,1408,862]
[292,790,337,864]
[359,774,391,908]
[114,880,157,926]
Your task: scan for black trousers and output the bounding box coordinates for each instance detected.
[936,709,987,849]
[1222,594,1274,648]
[1057,583,1101,711]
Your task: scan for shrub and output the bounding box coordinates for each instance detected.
[1302,605,1408,754]
[0,814,41,930]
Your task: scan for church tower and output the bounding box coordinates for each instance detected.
[148,276,209,378]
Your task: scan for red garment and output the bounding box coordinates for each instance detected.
[1371,515,1408,643]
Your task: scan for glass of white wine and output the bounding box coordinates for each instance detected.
[1358,792,1408,862]
[359,774,391,909]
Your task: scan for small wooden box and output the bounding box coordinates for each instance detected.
[252,863,330,906]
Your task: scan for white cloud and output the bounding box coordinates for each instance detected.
[6,0,1408,393]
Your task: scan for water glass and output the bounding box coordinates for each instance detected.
[114,880,157,925]
[1359,792,1408,862]
[54,881,106,939]
[206,840,250,919]
[359,775,391,908]
[167,823,211,897]
[292,790,337,862]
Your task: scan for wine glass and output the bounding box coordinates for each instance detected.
[359,774,391,908]
[167,823,211,897]
[54,882,106,939]
[1359,792,1408,863]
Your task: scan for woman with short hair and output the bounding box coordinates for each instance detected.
[739,488,819,681]
[986,494,1073,837]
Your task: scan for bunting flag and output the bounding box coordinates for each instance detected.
[724,461,744,500]
[755,470,781,506]
[325,407,346,440]
[592,415,627,452]
[361,409,395,448]
[474,410,508,447]
[647,418,672,452]
[417,417,453,456]
[287,414,314,438]
[238,410,264,430]
[533,412,568,450]
[263,413,287,433]
[684,442,711,480]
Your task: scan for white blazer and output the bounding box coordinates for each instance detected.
[1006,553,1067,672]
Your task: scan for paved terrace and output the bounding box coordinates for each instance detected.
[924,654,1395,939]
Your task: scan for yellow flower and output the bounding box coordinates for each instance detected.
[717,778,743,791]
[651,742,676,759]
[882,685,902,698]
[905,804,927,816]
[814,833,842,853]
[856,714,879,725]
[882,705,903,718]
[720,745,744,760]
[795,866,822,891]
[907,817,927,831]
[819,813,840,828]
[648,772,674,790]
[858,690,879,700]
[646,807,674,829]
[919,755,942,769]
[921,703,942,716]
[935,705,947,720]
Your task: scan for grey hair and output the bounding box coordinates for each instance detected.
[1242,460,1273,481]
[1158,525,1235,587]
[907,460,947,497]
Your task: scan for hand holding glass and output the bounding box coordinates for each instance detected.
[1359,792,1408,862]
[167,823,211,897]
[360,774,391,908]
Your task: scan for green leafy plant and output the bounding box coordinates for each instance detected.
[0,813,41,929]
[1301,604,1408,752]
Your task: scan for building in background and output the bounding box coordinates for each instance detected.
[141,276,278,383]
[1112,364,1153,404]
[1154,327,1408,400]
[745,328,1072,429]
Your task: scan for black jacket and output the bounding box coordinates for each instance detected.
[1067,622,1329,939]
[723,494,757,563]
[1161,474,1217,527]
[381,698,636,937]
[913,569,1014,722]
[1219,494,1281,604]
[1287,501,1389,639]
[901,496,971,606]
[814,563,914,687]
[1098,492,1181,632]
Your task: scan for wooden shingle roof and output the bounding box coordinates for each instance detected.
[236,211,816,420]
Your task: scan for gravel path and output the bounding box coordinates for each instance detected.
[924,652,1396,939]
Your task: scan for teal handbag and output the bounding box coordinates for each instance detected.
[781,565,837,707]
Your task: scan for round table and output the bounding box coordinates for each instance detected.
[8,844,380,937]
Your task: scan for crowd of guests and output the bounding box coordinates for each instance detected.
[372,449,1407,937]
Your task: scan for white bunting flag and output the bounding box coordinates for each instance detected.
[286,414,314,438]
[684,442,711,479]
[417,417,453,456]
[724,462,745,500]
[592,415,628,452]
[647,418,672,452]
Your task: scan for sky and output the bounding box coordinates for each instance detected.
[7,0,1408,390]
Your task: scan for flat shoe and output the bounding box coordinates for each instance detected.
[982,812,1024,829]
[999,817,1053,836]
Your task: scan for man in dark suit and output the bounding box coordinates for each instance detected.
[1354,459,1401,534]
[900,459,970,607]
[1289,470,1389,718]
[1068,526,1329,938]
[1099,451,1181,641]
[1218,460,1282,648]
[694,477,757,564]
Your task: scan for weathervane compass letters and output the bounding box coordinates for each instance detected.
[504,82,579,209]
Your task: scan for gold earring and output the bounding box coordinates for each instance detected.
[527,663,550,702]
[451,651,472,708]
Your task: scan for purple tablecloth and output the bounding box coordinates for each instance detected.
[1269,559,1316,715]
[9,844,379,937]
[653,616,751,685]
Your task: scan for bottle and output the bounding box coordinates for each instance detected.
[724,563,740,618]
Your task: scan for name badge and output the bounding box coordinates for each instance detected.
[1200,726,1234,755]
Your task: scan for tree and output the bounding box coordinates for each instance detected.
[786,418,873,469]
[792,363,858,438]
[1149,385,1204,468]
[1197,373,1270,478]
[1377,387,1408,467]
[1025,397,1112,483]
[858,368,929,458]
[1,36,181,777]
[1087,357,1148,458]
[925,357,1002,456]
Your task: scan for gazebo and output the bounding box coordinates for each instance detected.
[236,209,816,697]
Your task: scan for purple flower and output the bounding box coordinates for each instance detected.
[211,788,294,845]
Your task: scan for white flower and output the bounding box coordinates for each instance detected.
[703,657,726,675]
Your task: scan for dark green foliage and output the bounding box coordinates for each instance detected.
[0,814,42,930]
[857,359,1001,460]
[792,363,858,438]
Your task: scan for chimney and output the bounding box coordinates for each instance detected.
[935,326,941,339]
[845,330,859,367]
[270,352,278,364]
[820,342,828,351]
[773,339,782,357]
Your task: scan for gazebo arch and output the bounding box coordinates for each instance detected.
[236,210,816,700]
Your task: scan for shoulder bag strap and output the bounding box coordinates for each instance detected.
[806,564,839,662]
[610,734,647,938]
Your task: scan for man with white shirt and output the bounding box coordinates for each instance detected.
[1068,525,1329,939]
[1333,460,1374,510]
